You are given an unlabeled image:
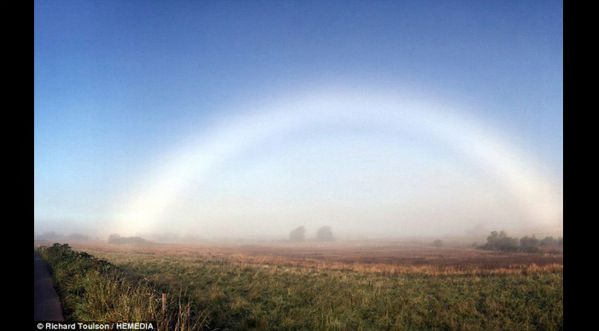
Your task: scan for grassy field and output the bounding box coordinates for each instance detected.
[37,242,563,331]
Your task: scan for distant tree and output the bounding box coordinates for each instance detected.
[540,236,558,247]
[316,226,335,242]
[480,230,518,252]
[520,235,540,253]
[485,231,500,248]
[433,239,443,247]
[36,231,65,241]
[42,231,57,238]
[107,234,152,246]
[289,226,306,242]
[108,234,121,243]
[558,237,563,246]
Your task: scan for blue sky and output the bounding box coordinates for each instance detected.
[35,1,562,237]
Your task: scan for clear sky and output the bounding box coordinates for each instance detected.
[35,1,562,238]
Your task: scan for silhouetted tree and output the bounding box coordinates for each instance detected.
[433,239,443,247]
[480,230,518,252]
[108,234,121,242]
[316,226,335,242]
[289,226,306,242]
[36,231,65,241]
[520,235,540,253]
[540,236,558,246]
[108,234,152,246]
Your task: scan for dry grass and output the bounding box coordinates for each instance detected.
[70,241,562,276]
[38,241,563,330]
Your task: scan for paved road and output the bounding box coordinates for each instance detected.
[34,252,64,321]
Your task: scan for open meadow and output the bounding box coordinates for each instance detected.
[35,1,564,329]
[35,241,563,331]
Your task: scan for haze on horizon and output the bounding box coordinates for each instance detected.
[34,1,562,241]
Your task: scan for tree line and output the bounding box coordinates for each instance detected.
[478,230,563,253]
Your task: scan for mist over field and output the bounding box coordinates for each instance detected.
[34,2,563,329]
[34,90,562,241]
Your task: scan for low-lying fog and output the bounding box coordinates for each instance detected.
[35,118,562,243]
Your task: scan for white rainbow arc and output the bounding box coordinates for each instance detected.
[111,88,562,235]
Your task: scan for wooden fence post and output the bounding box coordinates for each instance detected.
[162,293,167,314]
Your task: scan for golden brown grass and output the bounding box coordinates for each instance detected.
[70,241,562,276]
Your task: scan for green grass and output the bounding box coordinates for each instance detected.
[38,244,563,330]
[98,249,562,331]
[37,244,207,331]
